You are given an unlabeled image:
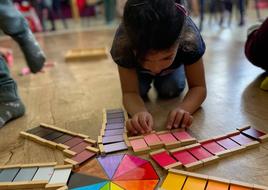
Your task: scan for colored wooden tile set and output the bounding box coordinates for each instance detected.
[98,109,129,155]
[126,129,197,155]
[65,47,108,62]
[6,107,268,190]
[0,162,71,190]
[20,123,99,168]
[150,126,268,171]
[160,169,268,190]
[68,154,159,190]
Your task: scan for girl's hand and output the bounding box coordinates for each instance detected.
[166,108,193,129]
[126,111,153,135]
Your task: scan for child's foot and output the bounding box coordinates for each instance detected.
[260,76,268,91]
[0,100,25,128]
[13,29,46,73]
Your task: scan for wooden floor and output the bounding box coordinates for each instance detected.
[0,26,268,188]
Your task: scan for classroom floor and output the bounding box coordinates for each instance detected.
[0,11,268,188]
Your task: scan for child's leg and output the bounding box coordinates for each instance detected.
[0,0,45,73]
[137,71,154,99]
[154,65,186,98]
[0,56,25,128]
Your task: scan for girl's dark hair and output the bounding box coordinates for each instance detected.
[123,0,185,57]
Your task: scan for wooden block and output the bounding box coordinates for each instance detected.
[128,135,144,140]
[98,136,102,144]
[102,108,107,124]
[54,165,73,170]
[169,169,209,180]
[230,180,254,189]
[63,149,77,157]
[42,140,58,149]
[226,131,241,137]
[45,183,66,190]
[76,134,89,139]
[20,162,57,168]
[213,135,228,141]
[184,143,201,149]
[133,147,151,155]
[236,125,251,131]
[208,176,230,184]
[5,180,48,189]
[184,161,203,171]
[165,141,181,149]
[0,183,9,190]
[56,144,69,151]
[169,146,188,154]
[0,165,21,169]
[199,138,214,144]
[56,185,68,190]
[64,159,79,169]
[149,148,166,156]
[229,146,246,154]
[156,130,170,135]
[164,162,182,170]
[65,48,108,62]
[20,131,30,139]
[180,138,197,146]
[123,133,131,148]
[84,138,96,145]
[253,184,268,190]
[86,146,100,154]
[244,141,260,150]
[27,134,47,145]
[259,134,268,142]
[98,144,105,156]
[215,149,232,158]
[202,156,219,166]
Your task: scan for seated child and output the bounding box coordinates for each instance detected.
[110,0,207,134]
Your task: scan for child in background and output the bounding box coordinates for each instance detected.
[110,0,206,135]
[245,18,268,91]
[0,0,46,128]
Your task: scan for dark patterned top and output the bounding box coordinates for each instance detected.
[110,15,206,75]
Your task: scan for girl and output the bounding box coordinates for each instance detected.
[110,0,206,135]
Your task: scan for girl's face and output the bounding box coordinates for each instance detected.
[140,42,179,75]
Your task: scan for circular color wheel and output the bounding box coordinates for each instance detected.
[67,154,160,190]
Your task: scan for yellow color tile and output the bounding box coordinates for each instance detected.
[161,173,186,190]
[182,177,207,190]
[206,180,229,190]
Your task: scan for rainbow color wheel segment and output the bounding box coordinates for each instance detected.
[68,154,159,190]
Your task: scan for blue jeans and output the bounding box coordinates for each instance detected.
[137,65,186,99]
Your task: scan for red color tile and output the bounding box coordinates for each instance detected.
[216,138,240,150]
[129,138,149,151]
[64,137,84,148]
[151,151,177,168]
[69,142,91,154]
[113,162,159,181]
[158,133,177,143]
[241,127,265,140]
[112,155,148,179]
[72,150,96,164]
[188,146,213,160]
[144,133,162,146]
[229,134,254,145]
[201,141,226,154]
[172,131,193,140]
[172,150,198,165]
